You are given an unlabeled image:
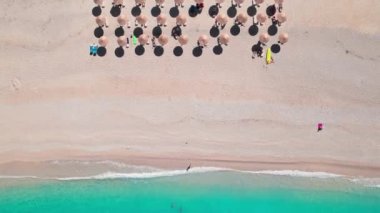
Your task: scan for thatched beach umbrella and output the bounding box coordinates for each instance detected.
[198,34,209,47]
[176,14,187,26]
[117,36,128,46]
[274,0,284,4]
[113,0,124,6]
[117,15,129,27]
[136,14,148,27]
[94,0,105,6]
[178,35,189,46]
[278,32,288,44]
[256,13,267,24]
[277,12,287,23]
[95,15,108,27]
[135,0,146,7]
[138,34,149,45]
[216,13,228,25]
[236,13,248,24]
[255,0,264,4]
[234,0,245,6]
[218,32,230,45]
[259,33,270,43]
[156,14,167,26]
[155,0,165,7]
[158,35,169,46]
[98,36,109,47]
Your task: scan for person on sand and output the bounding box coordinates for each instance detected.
[195,0,205,14]
[89,43,98,56]
[317,123,324,132]
[251,41,263,59]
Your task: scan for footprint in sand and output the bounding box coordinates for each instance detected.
[11,78,22,91]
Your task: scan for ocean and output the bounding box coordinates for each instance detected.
[0,164,379,213]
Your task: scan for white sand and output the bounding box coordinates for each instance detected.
[0,0,379,177]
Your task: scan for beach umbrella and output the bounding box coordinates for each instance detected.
[274,0,284,4]
[117,15,128,26]
[216,13,228,25]
[219,32,230,45]
[158,35,169,46]
[236,13,248,24]
[175,0,185,5]
[95,15,107,26]
[198,34,209,46]
[259,33,270,43]
[157,14,167,26]
[136,14,148,26]
[135,0,145,5]
[255,0,264,4]
[94,0,104,6]
[234,0,245,4]
[117,36,128,46]
[176,14,187,26]
[155,0,165,5]
[113,0,124,5]
[277,12,287,23]
[178,35,189,46]
[138,34,149,45]
[256,13,267,24]
[98,36,109,47]
[278,32,288,44]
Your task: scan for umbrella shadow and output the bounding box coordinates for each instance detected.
[110,6,121,17]
[92,6,102,17]
[247,5,257,17]
[135,45,145,56]
[94,27,104,38]
[213,45,223,55]
[173,46,184,57]
[266,5,276,17]
[171,26,182,39]
[227,5,237,18]
[97,47,107,57]
[192,46,203,57]
[151,5,161,17]
[115,47,125,57]
[115,27,125,37]
[208,5,219,18]
[152,26,162,38]
[188,5,198,18]
[133,27,144,38]
[210,26,220,38]
[268,24,278,36]
[154,46,165,57]
[170,6,180,18]
[248,24,259,36]
[230,24,241,36]
[271,44,281,54]
[131,6,142,17]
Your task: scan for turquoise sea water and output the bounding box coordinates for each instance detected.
[0,171,379,213]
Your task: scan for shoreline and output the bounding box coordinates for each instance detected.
[1,149,379,178]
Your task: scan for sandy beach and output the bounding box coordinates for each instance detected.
[0,0,379,178]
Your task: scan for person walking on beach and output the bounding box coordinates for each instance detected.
[89,43,98,56]
[186,163,191,171]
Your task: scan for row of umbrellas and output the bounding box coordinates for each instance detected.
[91,0,289,59]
